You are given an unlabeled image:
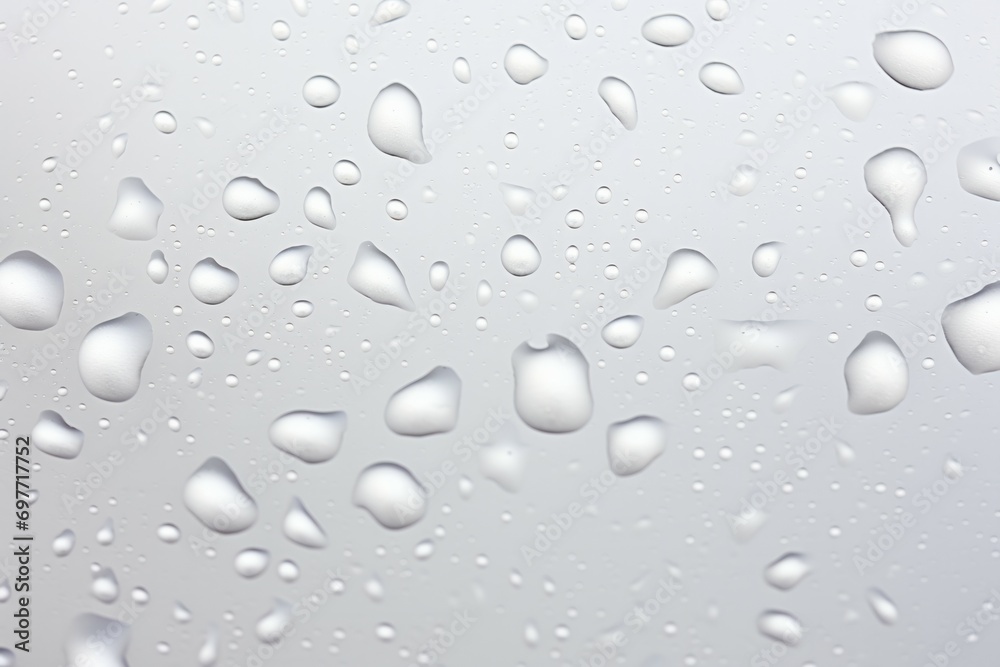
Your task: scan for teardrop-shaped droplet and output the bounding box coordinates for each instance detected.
[641,14,694,46]
[828,81,878,121]
[873,30,953,91]
[146,250,168,284]
[956,137,1000,201]
[189,257,239,305]
[92,566,120,603]
[186,330,214,359]
[303,186,337,229]
[429,261,450,290]
[867,587,899,625]
[453,57,472,83]
[53,528,76,556]
[757,611,802,646]
[477,279,493,305]
[607,415,667,476]
[107,177,163,240]
[32,409,84,460]
[763,553,810,590]
[652,249,718,308]
[501,234,542,276]
[512,334,593,433]
[222,176,280,221]
[699,62,744,94]
[384,366,462,436]
[96,518,115,545]
[367,83,431,163]
[333,159,362,185]
[64,614,131,667]
[255,600,292,643]
[941,281,1000,374]
[234,548,269,578]
[347,241,415,310]
[111,132,128,157]
[283,497,327,548]
[844,331,908,414]
[269,245,313,286]
[198,628,219,667]
[353,462,427,529]
[598,76,637,130]
[864,147,926,247]
[183,457,258,534]
[751,242,784,277]
[78,312,153,402]
[268,410,347,463]
[0,250,64,330]
[503,44,548,84]
[601,314,644,349]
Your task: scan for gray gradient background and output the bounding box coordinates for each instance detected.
[1,0,1000,665]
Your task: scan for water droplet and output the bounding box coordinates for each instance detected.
[867,587,899,625]
[641,14,694,46]
[385,366,462,436]
[53,528,75,556]
[941,281,1000,374]
[189,257,239,305]
[428,261,450,290]
[371,0,409,24]
[333,159,362,185]
[64,614,130,666]
[92,566,120,602]
[79,312,153,402]
[453,57,472,83]
[763,553,810,590]
[347,241,415,310]
[757,611,802,646]
[957,137,1000,201]
[873,30,953,90]
[157,523,180,543]
[607,415,667,476]
[601,314,644,349]
[501,234,542,277]
[652,249,718,308]
[183,457,258,534]
[234,548,269,578]
[512,334,593,433]
[107,177,163,240]
[480,436,528,491]
[864,147,926,247]
[367,83,431,163]
[699,62,744,94]
[598,76,637,130]
[503,44,548,84]
[222,176,280,221]
[353,462,427,529]
[565,14,587,39]
[269,410,347,463]
[828,81,878,121]
[302,75,341,108]
[0,250,64,330]
[146,250,168,284]
[152,110,177,133]
[269,245,313,285]
[844,331,908,414]
[477,279,493,305]
[256,600,292,643]
[283,497,327,548]
[303,186,337,229]
[751,242,784,277]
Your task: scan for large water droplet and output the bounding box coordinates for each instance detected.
[0,250,64,330]
[503,44,548,84]
[598,76,637,130]
[183,457,258,534]
[31,410,84,459]
[269,410,347,463]
[601,314,644,349]
[844,331,908,414]
[699,62,744,94]
[429,261,450,290]
[652,249,718,308]
[941,281,1000,374]
[863,147,926,247]
[107,177,163,240]
[234,548,269,578]
[763,553,810,590]
[751,242,784,277]
[757,611,802,646]
[222,176,280,221]
[353,462,427,529]
[78,312,153,402]
[873,30,953,91]
[607,415,667,476]
[367,83,431,163]
[385,366,462,436]
[347,242,414,310]
[512,334,593,433]
[189,257,239,305]
[501,234,542,276]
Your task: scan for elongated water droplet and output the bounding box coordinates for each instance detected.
[78,312,153,402]
[757,611,802,646]
[0,250,64,330]
[256,600,292,643]
[844,331,908,414]
[652,249,718,308]
[751,242,784,277]
[111,132,128,157]
[269,410,347,463]
[477,280,493,305]
[598,76,637,130]
[371,0,409,24]
[864,147,926,247]
[641,14,694,46]
[283,497,327,548]
[146,250,168,284]
[367,83,431,163]
[385,366,461,436]
[873,30,953,91]
[512,334,593,433]
[867,587,898,625]
[453,57,472,83]
[763,553,810,590]
[183,457,258,534]
[699,62,744,94]
[107,177,163,241]
[347,241,415,310]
